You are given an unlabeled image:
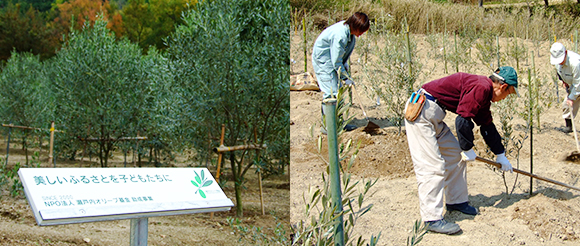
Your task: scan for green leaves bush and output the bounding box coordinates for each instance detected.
[1,2,290,220]
[167,0,289,217]
[50,16,155,167]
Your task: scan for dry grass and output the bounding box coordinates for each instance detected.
[292,0,580,42]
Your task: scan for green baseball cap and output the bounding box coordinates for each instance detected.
[494,66,518,95]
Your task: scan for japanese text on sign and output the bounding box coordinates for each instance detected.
[34,174,172,185]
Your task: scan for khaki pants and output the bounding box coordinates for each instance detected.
[562,96,580,120]
[404,97,468,222]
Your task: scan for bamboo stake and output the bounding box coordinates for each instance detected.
[1,123,62,132]
[213,144,267,153]
[454,32,458,73]
[134,132,140,167]
[574,30,578,52]
[254,129,265,216]
[444,19,448,74]
[5,123,11,166]
[48,121,55,165]
[528,68,534,195]
[496,36,500,68]
[405,18,413,78]
[552,17,556,43]
[476,157,580,192]
[211,124,226,220]
[258,169,264,216]
[82,125,89,162]
[79,137,148,142]
[303,17,307,73]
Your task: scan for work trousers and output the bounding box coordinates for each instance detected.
[562,93,580,120]
[404,94,468,222]
[315,71,341,99]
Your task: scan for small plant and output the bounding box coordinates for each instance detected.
[506,32,527,72]
[495,96,527,195]
[7,163,23,197]
[407,219,427,246]
[362,28,423,132]
[0,157,7,197]
[293,86,380,246]
[227,215,288,244]
[475,33,500,70]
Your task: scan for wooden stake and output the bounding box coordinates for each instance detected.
[216,124,226,179]
[303,17,307,73]
[213,144,267,153]
[254,128,265,216]
[258,170,265,215]
[48,121,55,165]
[211,124,226,219]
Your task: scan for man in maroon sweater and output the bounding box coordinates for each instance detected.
[404,66,518,234]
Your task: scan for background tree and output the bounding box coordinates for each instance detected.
[52,0,124,38]
[0,3,59,61]
[0,0,53,12]
[50,16,155,167]
[167,0,289,217]
[122,0,195,51]
[0,52,53,164]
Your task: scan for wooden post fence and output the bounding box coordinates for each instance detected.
[211,125,268,218]
[1,123,61,166]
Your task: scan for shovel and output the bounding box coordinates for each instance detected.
[476,157,580,192]
[566,110,580,161]
[351,85,380,134]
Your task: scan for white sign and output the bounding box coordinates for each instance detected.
[18,168,234,226]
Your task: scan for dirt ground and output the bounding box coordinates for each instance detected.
[0,139,289,245]
[290,33,580,246]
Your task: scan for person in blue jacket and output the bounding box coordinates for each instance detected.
[312,12,369,132]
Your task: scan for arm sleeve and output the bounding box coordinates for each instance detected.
[455,116,475,151]
[330,35,348,79]
[480,123,505,155]
[568,64,580,100]
[456,85,485,120]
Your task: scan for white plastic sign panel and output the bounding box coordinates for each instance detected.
[18,168,233,226]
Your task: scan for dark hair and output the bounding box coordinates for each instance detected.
[489,69,503,83]
[489,69,510,91]
[489,68,506,84]
[344,12,369,34]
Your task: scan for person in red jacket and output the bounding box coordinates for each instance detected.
[404,67,518,234]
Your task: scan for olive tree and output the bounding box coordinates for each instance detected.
[0,52,53,164]
[166,0,289,217]
[50,16,156,167]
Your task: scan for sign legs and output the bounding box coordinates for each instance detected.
[130,218,148,246]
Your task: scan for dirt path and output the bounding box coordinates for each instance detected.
[290,33,580,245]
[0,140,289,245]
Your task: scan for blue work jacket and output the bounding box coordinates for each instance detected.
[312,21,356,98]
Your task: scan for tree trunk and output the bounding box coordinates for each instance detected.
[230,152,243,217]
[23,135,28,166]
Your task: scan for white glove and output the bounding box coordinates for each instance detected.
[344,79,354,86]
[461,149,477,162]
[495,153,513,173]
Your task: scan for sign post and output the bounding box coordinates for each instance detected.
[18,168,233,245]
[130,218,148,246]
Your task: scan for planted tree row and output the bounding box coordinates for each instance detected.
[0,0,197,62]
[0,0,289,217]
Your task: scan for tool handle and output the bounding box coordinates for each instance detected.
[571,110,580,152]
[475,157,580,192]
[351,85,370,120]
